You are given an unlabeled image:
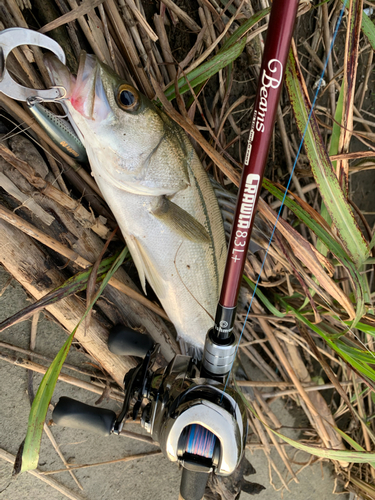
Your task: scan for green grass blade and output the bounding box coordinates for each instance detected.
[335,427,366,451]
[279,299,375,383]
[340,0,375,51]
[243,276,285,317]
[362,11,375,50]
[285,49,370,268]
[19,247,128,473]
[0,253,120,334]
[164,8,269,102]
[263,178,347,260]
[340,347,375,367]
[164,38,246,101]
[344,321,375,336]
[19,330,75,473]
[234,379,375,463]
[220,8,270,51]
[337,338,375,364]
[316,81,344,256]
[263,177,366,324]
[267,431,374,463]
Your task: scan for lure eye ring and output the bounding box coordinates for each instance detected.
[116,84,139,111]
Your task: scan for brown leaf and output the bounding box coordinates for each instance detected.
[94,384,112,405]
[274,231,322,323]
[205,456,265,499]
[297,320,356,420]
[12,439,25,477]
[336,0,363,193]
[258,198,355,319]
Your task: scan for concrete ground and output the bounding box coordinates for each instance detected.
[0,265,350,500]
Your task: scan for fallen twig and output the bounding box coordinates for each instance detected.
[0,351,124,401]
[0,203,168,321]
[0,447,86,500]
[40,450,162,474]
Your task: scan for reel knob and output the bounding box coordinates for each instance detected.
[52,397,116,436]
[108,325,154,357]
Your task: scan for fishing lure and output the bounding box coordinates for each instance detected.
[27,98,87,162]
[0,27,86,162]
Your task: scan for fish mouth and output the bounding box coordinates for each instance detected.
[44,52,75,97]
[44,51,111,121]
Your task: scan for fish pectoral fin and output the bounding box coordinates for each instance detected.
[152,197,210,244]
[131,236,165,299]
[126,235,147,294]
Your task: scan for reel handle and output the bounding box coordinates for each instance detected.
[53,397,116,436]
[108,325,154,357]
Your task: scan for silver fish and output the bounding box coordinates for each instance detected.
[45,52,227,351]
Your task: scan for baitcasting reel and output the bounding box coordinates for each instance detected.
[53,325,248,500]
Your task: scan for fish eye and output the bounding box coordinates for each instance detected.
[116,84,139,111]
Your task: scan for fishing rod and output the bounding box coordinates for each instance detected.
[208,0,299,352]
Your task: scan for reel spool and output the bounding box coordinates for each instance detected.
[182,424,218,462]
[178,424,219,500]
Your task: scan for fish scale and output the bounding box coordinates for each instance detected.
[45,51,227,352]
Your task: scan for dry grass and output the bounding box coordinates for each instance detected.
[0,0,375,498]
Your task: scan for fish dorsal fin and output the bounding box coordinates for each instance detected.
[129,235,165,299]
[152,197,210,244]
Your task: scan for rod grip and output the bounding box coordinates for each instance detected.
[53,397,116,436]
[179,468,208,500]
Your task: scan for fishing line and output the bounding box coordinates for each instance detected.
[0,114,60,161]
[0,115,32,143]
[223,2,347,393]
[185,424,216,458]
